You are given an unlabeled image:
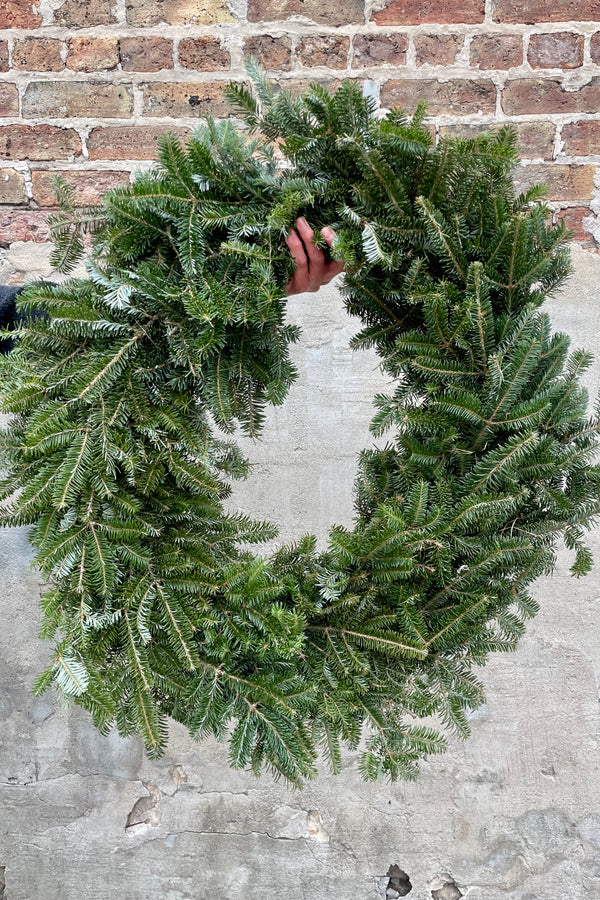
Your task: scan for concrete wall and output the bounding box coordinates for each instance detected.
[1,244,600,900]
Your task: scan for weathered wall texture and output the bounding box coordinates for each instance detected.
[1,0,600,251]
[1,244,599,899]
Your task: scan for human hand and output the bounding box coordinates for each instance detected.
[285,217,345,296]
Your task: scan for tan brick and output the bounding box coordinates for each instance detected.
[0,0,41,28]
[243,36,291,70]
[591,32,600,63]
[528,32,584,69]
[273,77,345,96]
[503,78,600,115]
[0,210,51,244]
[32,171,131,207]
[54,0,114,26]
[178,37,230,71]
[561,120,600,156]
[0,125,82,161]
[513,163,595,201]
[23,83,134,119]
[298,35,350,69]
[12,39,64,72]
[127,0,235,25]
[439,121,555,159]
[440,122,555,159]
[352,34,407,67]
[513,121,556,159]
[555,206,592,241]
[87,125,191,160]
[415,34,462,66]
[470,34,522,69]
[120,37,173,72]
[0,168,28,205]
[66,38,119,72]
[143,82,230,118]
[0,42,9,73]
[373,0,483,25]
[381,78,496,115]
[439,123,488,139]
[248,0,362,25]
[494,0,598,23]
[0,85,19,117]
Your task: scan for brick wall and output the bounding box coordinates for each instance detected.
[0,0,599,249]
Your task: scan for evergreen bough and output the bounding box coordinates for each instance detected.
[1,65,599,785]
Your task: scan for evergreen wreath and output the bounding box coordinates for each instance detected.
[1,63,599,785]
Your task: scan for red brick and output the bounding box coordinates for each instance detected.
[373,0,483,25]
[120,38,173,72]
[503,78,600,115]
[470,34,522,69]
[439,121,555,159]
[0,0,41,27]
[178,37,230,71]
[0,210,51,244]
[352,33,408,67]
[249,0,362,25]
[561,120,600,156]
[528,32,584,69]
[0,169,28,205]
[23,83,134,119]
[381,78,496,115]
[513,164,595,201]
[0,125,81,161]
[589,31,600,63]
[12,39,64,72]
[87,125,191,160]
[494,0,598,23]
[127,0,235,25]
[243,36,291,70]
[415,34,462,66]
[298,35,350,69]
[31,171,131,207]
[0,85,19,118]
[0,42,8,73]
[143,82,230,118]
[555,206,592,241]
[66,38,119,72]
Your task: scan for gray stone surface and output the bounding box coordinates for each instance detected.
[1,245,600,899]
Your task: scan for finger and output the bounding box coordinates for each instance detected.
[296,217,322,267]
[319,226,345,285]
[320,225,336,247]
[295,218,323,291]
[295,216,315,249]
[319,225,344,284]
[285,229,308,273]
[285,229,310,295]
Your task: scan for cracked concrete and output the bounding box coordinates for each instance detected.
[125,783,162,830]
[429,874,463,900]
[1,245,600,898]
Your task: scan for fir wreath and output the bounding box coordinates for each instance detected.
[1,65,599,785]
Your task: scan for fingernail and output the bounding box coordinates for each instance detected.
[322,227,334,239]
[298,216,308,225]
